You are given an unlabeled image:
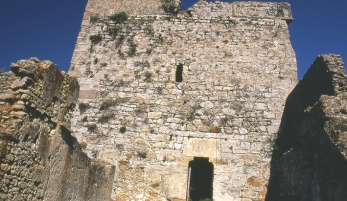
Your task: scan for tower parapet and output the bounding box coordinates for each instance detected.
[84,0,181,16]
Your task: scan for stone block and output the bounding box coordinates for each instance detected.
[148,112,162,119]
[79,90,98,99]
[254,103,267,111]
[161,172,187,200]
[185,138,220,159]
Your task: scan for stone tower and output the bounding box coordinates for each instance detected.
[69,0,297,200]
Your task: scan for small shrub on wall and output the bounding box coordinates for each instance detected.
[79,102,90,113]
[90,34,102,45]
[100,100,115,110]
[87,124,97,132]
[119,127,126,133]
[98,113,114,123]
[110,12,128,23]
[90,15,100,24]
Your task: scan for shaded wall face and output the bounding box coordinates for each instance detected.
[0,59,115,201]
[70,1,297,200]
[267,55,347,201]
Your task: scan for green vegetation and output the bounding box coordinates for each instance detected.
[87,124,97,132]
[110,12,128,23]
[137,152,147,159]
[127,38,137,56]
[100,100,115,110]
[85,66,94,78]
[90,15,100,24]
[90,34,103,45]
[116,144,124,150]
[144,72,152,82]
[117,35,125,46]
[119,126,126,133]
[109,27,121,38]
[219,117,228,126]
[188,104,202,121]
[156,87,163,95]
[79,102,90,113]
[82,116,88,122]
[98,113,114,123]
[134,60,150,69]
[336,122,347,131]
[93,57,98,64]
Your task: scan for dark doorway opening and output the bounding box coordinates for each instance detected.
[188,157,214,201]
[176,64,183,82]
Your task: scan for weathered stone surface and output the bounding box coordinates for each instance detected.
[79,89,98,99]
[148,112,163,119]
[247,176,262,188]
[0,93,14,101]
[267,54,347,201]
[161,172,187,199]
[69,0,297,200]
[83,0,181,16]
[10,58,40,77]
[185,138,220,159]
[11,77,32,89]
[0,59,115,201]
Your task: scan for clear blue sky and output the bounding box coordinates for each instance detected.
[0,0,346,79]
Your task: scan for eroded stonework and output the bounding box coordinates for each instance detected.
[0,58,115,201]
[69,0,297,200]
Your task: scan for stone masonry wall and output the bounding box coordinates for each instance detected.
[84,0,181,16]
[0,58,115,201]
[266,55,347,200]
[69,0,297,200]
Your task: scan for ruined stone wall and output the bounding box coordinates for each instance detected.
[84,0,181,16]
[0,58,115,201]
[69,0,297,200]
[267,55,347,201]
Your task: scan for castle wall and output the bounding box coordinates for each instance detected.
[0,59,115,201]
[84,0,179,16]
[69,1,297,200]
[267,55,347,201]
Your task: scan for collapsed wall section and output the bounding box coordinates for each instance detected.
[0,58,115,201]
[70,1,297,200]
[267,54,347,200]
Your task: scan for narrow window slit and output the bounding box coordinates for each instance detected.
[176,64,183,82]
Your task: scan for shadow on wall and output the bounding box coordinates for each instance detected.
[266,54,347,201]
[0,58,115,201]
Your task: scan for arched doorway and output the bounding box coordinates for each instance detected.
[188,157,214,201]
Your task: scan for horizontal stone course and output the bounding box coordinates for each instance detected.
[69,0,297,200]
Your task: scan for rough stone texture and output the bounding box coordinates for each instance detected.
[0,58,115,201]
[69,0,297,200]
[267,54,347,201]
[84,0,181,16]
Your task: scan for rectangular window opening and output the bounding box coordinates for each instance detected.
[176,64,183,82]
